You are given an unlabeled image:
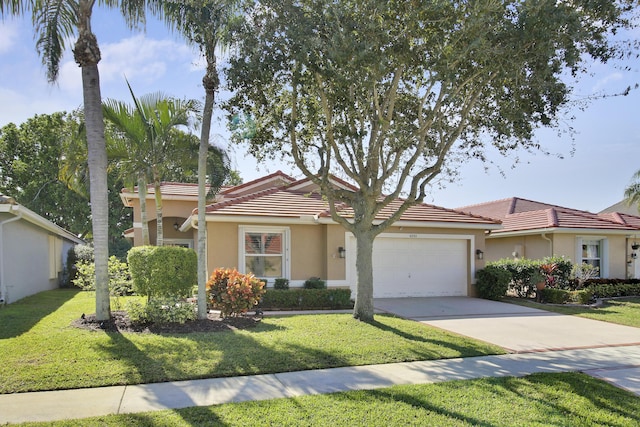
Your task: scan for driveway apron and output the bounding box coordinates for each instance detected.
[373,297,640,353]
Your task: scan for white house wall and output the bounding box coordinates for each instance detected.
[1,219,60,304]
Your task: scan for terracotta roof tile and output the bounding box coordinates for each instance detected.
[459,197,640,233]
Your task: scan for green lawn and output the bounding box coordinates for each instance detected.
[0,289,504,394]
[14,372,640,426]
[507,297,640,328]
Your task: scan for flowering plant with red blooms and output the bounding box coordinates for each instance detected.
[206,268,265,317]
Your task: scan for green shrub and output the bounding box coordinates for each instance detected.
[587,283,640,298]
[274,278,290,290]
[542,256,573,288]
[303,277,326,289]
[475,266,511,300]
[74,244,94,263]
[569,289,594,304]
[126,299,197,324]
[206,268,266,317]
[72,256,133,296]
[62,247,78,288]
[260,288,353,310]
[539,288,570,304]
[489,258,541,297]
[127,246,197,300]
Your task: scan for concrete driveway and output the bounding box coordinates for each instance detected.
[374,297,640,353]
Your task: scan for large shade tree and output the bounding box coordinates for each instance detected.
[0,0,158,320]
[103,87,199,247]
[227,0,637,321]
[162,0,237,318]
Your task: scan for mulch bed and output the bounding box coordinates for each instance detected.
[71,310,261,334]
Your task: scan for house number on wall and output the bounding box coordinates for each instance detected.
[409,234,418,238]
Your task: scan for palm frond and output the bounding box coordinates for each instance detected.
[33,0,77,82]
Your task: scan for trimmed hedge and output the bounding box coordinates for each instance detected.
[127,246,197,300]
[586,283,640,298]
[475,265,511,300]
[539,288,594,305]
[260,288,352,310]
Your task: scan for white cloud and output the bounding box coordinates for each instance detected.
[591,71,624,93]
[99,34,195,84]
[0,20,19,54]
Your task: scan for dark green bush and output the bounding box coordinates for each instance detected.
[490,258,541,297]
[475,266,511,300]
[586,283,640,298]
[274,278,290,290]
[540,288,570,304]
[303,277,326,289]
[126,299,197,324]
[127,246,197,300]
[260,288,352,310]
[539,288,594,305]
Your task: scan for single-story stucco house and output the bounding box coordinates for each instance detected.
[121,172,501,298]
[0,195,84,304]
[457,197,640,279]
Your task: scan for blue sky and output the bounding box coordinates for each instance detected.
[1,9,638,213]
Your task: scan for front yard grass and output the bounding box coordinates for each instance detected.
[14,372,640,426]
[0,289,505,394]
[507,297,640,328]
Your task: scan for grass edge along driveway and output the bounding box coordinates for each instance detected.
[0,289,504,394]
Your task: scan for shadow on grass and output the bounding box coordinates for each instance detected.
[0,288,79,339]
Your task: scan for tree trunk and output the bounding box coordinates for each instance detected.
[82,64,110,321]
[154,177,163,247]
[197,89,214,319]
[138,176,150,246]
[353,230,376,322]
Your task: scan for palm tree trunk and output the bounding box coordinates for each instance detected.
[154,178,163,246]
[197,88,214,319]
[82,63,111,321]
[138,175,150,245]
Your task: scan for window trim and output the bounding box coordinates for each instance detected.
[576,237,608,278]
[238,225,290,280]
[164,239,194,249]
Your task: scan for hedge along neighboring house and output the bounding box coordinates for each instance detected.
[121,172,501,299]
[458,197,640,280]
[0,195,84,304]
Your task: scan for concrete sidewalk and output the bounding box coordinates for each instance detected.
[1,345,639,425]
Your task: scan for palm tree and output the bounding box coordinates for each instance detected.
[624,170,640,214]
[103,83,199,246]
[162,0,237,319]
[1,0,157,321]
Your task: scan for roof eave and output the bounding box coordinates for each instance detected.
[489,227,638,238]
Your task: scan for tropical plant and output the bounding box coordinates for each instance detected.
[206,268,266,317]
[624,170,640,214]
[162,0,238,318]
[0,0,161,320]
[571,263,600,289]
[226,0,637,321]
[103,82,199,247]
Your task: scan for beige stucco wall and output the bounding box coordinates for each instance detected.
[486,232,630,279]
[128,198,196,246]
[204,221,487,294]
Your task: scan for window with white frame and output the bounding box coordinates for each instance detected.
[578,238,606,278]
[240,226,289,279]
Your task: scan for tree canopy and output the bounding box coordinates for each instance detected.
[227,0,638,320]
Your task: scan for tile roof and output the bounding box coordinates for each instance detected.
[205,180,499,226]
[458,197,640,233]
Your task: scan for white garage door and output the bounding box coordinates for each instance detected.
[349,235,469,298]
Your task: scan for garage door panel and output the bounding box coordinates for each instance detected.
[350,236,468,298]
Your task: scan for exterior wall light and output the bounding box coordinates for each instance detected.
[338,246,346,259]
[173,221,180,231]
[476,249,484,260]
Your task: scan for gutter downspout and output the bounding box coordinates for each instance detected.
[0,206,23,305]
[541,233,553,257]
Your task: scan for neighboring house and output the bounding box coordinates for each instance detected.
[0,195,84,305]
[457,197,640,279]
[121,172,501,298]
[600,199,639,216]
